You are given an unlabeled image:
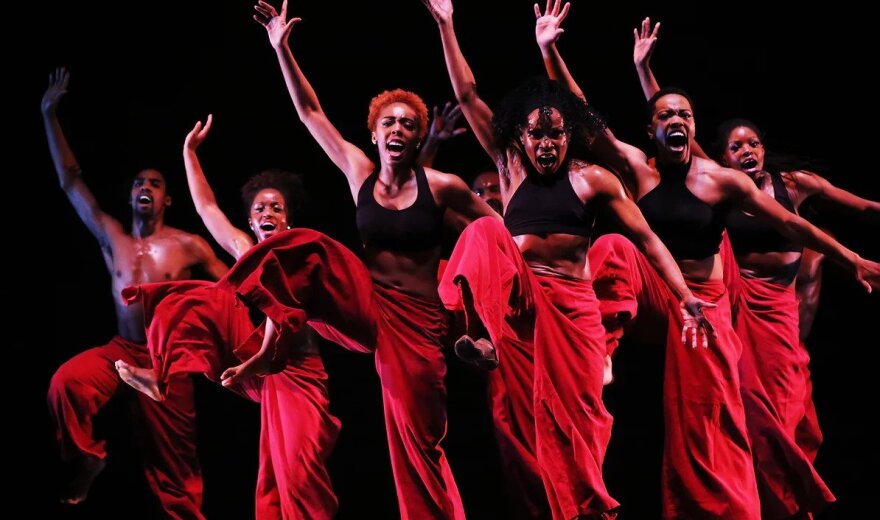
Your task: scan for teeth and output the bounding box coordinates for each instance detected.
[138,196,151,203]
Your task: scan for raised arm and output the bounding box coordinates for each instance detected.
[187,233,229,281]
[431,169,502,225]
[592,167,716,343]
[792,170,880,222]
[534,3,650,196]
[724,168,880,291]
[41,67,121,246]
[183,115,255,260]
[633,17,661,100]
[422,0,500,164]
[253,1,371,197]
[417,102,468,168]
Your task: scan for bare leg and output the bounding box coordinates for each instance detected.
[453,278,499,370]
[60,454,106,505]
[115,360,164,402]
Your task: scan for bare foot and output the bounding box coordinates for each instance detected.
[115,360,164,402]
[60,455,106,505]
[603,355,614,386]
[454,335,499,371]
[221,353,272,388]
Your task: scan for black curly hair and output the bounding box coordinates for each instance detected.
[491,77,605,159]
[240,169,306,224]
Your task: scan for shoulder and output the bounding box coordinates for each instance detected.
[425,167,469,192]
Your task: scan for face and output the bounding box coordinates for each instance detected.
[371,102,420,165]
[248,189,289,243]
[131,169,170,218]
[471,171,502,214]
[722,126,765,175]
[520,107,570,176]
[648,94,695,159]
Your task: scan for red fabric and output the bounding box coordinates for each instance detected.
[127,281,340,519]
[438,217,618,520]
[718,236,834,518]
[218,228,465,520]
[589,234,759,520]
[124,282,259,394]
[47,336,204,519]
[731,276,834,517]
[794,354,823,464]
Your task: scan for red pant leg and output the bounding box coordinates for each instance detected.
[733,279,834,518]
[440,217,619,519]
[258,353,340,520]
[47,337,205,519]
[373,284,465,520]
[590,234,760,519]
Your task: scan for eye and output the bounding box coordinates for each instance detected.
[548,129,565,139]
[679,111,692,119]
[729,143,741,152]
[402,120,416,130]
[527,130,542,139]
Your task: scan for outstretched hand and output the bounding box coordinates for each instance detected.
[42,67,70,115]
[633,17,660,67]
[184,114,213,151]
[854,257,880,293]
[427,102,467,142]
[253,0,302,48]
[421,0,453,23]
[679,296,717,349]
[534,0,570,49]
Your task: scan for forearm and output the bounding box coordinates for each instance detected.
[635,61,660,100]
[540,43,586,102]
[783,214,859,269]
[437,20,479,105]
[274,42,323,120]
[42,111,81,189]
[417,138,441,168]
[183,149,220,216]
[638,234,692,301]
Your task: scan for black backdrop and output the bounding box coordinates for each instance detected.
[28,1,879,518]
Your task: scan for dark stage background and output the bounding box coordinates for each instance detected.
[27,1,878,518]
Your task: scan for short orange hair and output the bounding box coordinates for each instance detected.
[366,89,429,139]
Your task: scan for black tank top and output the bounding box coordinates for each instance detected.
[637,161,729,260]
[355,165,444,251]
[504,172,596,238]
[726,171,803,254]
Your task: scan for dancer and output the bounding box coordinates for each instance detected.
[43,68,227,517]
[117,114,341,519]
[633,20,879,516]
[218,2,499,517]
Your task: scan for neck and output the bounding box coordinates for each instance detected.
[132,216,163,239]
[378,163,414,190]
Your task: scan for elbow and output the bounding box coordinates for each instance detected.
[455,82,478,105]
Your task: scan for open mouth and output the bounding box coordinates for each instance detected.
[741,158,759,170]
[667,130,687,148]
[536,153,556,168]
[386,141,405,153]
[260,222,277,232]
[137,194,153,205]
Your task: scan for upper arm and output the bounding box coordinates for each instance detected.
[456,90,502,164]
[598,169,654,240]
[435,171,501,223]
[590,128,648,197]
[62,172,119,245]
[188,234,229,280]
[299,110,374,195]
[196,203,254,260]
